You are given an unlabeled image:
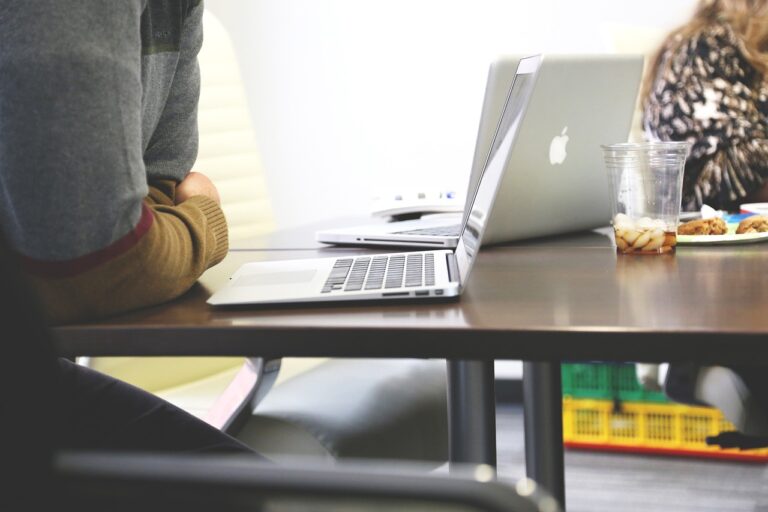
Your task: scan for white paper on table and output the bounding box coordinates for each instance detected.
[700,204,723,219]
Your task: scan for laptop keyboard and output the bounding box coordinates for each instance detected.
[321,254,436,293]
[392,224,461,237]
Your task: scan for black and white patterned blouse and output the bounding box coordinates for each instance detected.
[643,21,768,212]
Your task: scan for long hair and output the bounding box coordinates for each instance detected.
[640,0,768,106]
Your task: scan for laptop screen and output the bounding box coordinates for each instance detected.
[454,55,540,286]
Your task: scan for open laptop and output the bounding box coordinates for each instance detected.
[207,55,542,307]
[315,53,644,248]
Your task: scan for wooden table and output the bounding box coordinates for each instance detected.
[54,225,768,510]
[56,227,768,362]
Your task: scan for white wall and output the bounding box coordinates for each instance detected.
[206,0,697,230]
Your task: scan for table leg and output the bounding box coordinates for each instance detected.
[446,359,497,469]
[523,360,565,509]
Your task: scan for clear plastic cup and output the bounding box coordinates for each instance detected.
[602,141,691,255]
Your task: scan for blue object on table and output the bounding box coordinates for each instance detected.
[724,212,755,223]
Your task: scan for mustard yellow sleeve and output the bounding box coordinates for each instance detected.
[146,179,178,206]
[28,194,228,325]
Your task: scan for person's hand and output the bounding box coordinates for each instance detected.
[175,171,221,205]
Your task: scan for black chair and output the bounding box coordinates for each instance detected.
[56,452,557,512]
[0,227,60,509]
[0,228,557,512]
[237,357,448,464]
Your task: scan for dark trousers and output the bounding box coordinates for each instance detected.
[55,358,259,455]
[665,362,768,411]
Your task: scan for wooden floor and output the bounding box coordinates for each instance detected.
[496,404,768,512]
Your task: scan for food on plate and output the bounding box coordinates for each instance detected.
[736,215,768,234]
[677,217,728,235]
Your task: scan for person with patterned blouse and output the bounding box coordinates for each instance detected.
[641,1,768,450]
[642,0,768,212]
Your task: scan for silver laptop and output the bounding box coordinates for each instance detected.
[315,53,644,248]
[207,55,542,307]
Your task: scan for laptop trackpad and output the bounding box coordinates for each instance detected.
[234,270,317,287]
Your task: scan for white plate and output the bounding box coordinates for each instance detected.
[677,223,768,245]
[740,202,768,215]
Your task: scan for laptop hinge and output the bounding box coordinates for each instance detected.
[446,253,460,283]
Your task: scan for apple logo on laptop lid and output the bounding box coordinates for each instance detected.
[549,126,569,165]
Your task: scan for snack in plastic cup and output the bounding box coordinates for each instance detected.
[602,141,691,255]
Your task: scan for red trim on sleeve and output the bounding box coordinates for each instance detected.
[21,203,155,278]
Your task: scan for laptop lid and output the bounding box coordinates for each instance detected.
[454,55,541,287]
[479,54,644,245]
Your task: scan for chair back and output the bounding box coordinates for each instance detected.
[197,8,274,241]
[56,452,560,512]
[0,228,59,507]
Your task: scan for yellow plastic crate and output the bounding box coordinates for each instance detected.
[562,398,768,461]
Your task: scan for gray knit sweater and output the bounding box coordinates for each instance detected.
[0,0,202,261]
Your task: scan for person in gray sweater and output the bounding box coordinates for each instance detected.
[0,0,229,324]
[0,1,258,455]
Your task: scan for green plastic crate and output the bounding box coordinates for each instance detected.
[561,363,669,403]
